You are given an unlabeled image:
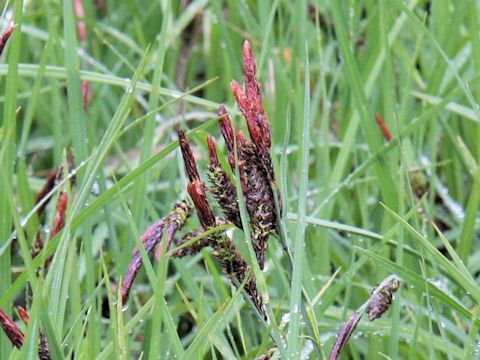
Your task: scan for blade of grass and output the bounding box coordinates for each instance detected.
[0,1,22,356]
[381,203,480,303]
[286,43,311,358]
[457,166,480,261]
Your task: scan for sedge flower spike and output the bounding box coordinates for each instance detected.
[177,129,266,319]
[218,39,279,269]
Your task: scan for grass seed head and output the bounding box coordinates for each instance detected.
[367,278,401,321]
[207,136,242,228]
[121,200,192,304]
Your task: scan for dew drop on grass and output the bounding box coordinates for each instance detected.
[124,78,133,94]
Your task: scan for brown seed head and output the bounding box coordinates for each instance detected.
[171,228,209,258]
[212,236,266,320]
[367,278,400,321]
[207,136,242,228]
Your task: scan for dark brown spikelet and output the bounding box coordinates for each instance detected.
[34,171,60,217]
[238,142,276,269]
[34,149,76,217]
[328,311,362,360]
[121,200,192,304]
[0,25,15,56]
[178,129,201,183]
[178,130,217,230]
[38,334,51,360]
[178,130,266,319]
[0,308,24,348]
[171,228,209,258]
[367,278,400,321]
[217,39,281,269]
[211,231,266,320]
[206,136,242,228]
[217,110,277,268]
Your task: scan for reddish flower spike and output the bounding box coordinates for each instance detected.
[178,129,201,183]
[242,39,271,149]
[16,307,29,325]
[0,309,24,348]
[51,192,68,238]
[374,114,392,142]
[218,105,235,152]
[207,135,219,165]
[0,24,16,57]
[230,80,264,150]
[178,129,216,229]
[187,182,216,229]
[242,39,259,107]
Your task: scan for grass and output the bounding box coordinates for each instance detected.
[1,0,479,359]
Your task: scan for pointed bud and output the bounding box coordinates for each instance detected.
[0,24,16,56]
[51,192,68,238]
[329,312,362,360]
[0,308,24,348]
[178,129,200,182]
[207,135,219,165]
[231,80,264,149]
[374,114,392,142]
[218,105,235,152]
[16,307,29,325]
[187,182,216,229]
